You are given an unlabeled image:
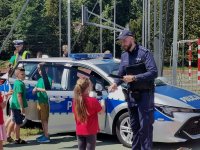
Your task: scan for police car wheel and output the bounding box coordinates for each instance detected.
[116,112,132,148]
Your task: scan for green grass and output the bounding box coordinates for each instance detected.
[20,128,42,139]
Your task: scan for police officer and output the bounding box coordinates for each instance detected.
[12,40,30,67]
[109,30,158,150]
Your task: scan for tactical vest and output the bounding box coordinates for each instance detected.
[14,50,30,66]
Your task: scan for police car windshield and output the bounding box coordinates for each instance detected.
[95,62,120,75]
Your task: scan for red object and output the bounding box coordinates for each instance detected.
[72,96,102,135]
[0,93,4,124]
[188,43,192,80]
[198,38,200,84]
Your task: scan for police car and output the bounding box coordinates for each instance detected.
[1,53,200,148]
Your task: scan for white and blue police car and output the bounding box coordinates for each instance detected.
[1,53,200,147]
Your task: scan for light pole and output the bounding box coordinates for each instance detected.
[67,0,71,55]
[113,0,116,58]
[142,0,145,47]
[182,0,185,68]
[158,0,163,76]
[59,0,62,57]
[172,0,179,85]
[100,0,103,53]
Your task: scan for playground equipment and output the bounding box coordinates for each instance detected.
[178,38,200,84]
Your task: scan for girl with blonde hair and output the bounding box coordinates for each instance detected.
[72,77,104,150]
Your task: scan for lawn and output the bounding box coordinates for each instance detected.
[20,128,42,139]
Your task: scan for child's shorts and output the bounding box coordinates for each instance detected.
[37,103,49,122]
[0,124,7,141]
[11,109,25,125]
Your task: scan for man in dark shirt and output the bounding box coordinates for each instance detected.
[109,30,158,150]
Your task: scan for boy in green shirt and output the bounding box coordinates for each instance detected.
[10,67,28,144]
[33,64,52,143]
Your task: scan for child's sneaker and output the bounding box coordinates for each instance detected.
[7,136,14,143]
[14,138,27,144]
[37,136,50,143]
[36,134,44,140]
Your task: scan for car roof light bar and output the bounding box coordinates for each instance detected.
[69,53,113,60]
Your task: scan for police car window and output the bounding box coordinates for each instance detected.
[31,69,40,81]
[45,65,65,91]
[96,62,119,75]
[67,66,109,91]
[12,62,38,79]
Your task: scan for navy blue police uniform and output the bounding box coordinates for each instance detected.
[115,44,158,150]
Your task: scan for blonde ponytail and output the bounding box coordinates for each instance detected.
[74,78,91,123]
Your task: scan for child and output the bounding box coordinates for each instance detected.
[32,65,52,143]
[10,67,28,144]
[72,78,105,150]
[0,81,13,149]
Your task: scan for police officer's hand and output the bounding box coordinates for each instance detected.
[123,75,136,83]
[108,83,118,92]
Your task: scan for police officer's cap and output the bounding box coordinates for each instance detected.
[13,40,24,46]
[116,29,134,41]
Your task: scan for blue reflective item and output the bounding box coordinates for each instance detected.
[69,54,88,60]
[69,53,113,60]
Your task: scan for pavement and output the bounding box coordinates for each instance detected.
[3,133,200,150]
[4,133,129,150]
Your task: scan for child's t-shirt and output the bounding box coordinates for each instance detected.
[36,77,52,104]
[0,93,4,124]
[72,96,102,135]
[10,80,28,110]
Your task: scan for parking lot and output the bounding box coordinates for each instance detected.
[4,133,199,150]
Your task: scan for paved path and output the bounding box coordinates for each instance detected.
[4,133,199,150]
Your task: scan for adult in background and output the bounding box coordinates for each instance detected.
[62,45,68,57]
[36,51,43,58]
[11,40,30,67]
[109,30,158,150]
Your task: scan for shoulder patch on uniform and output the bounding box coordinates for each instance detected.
[120,51,128,59]
[139,46,150,52]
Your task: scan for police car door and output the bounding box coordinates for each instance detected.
[43,64,76,134]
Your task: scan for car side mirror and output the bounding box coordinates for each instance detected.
[95,83,103,92]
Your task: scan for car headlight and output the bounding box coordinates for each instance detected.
[155,104,195,118]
